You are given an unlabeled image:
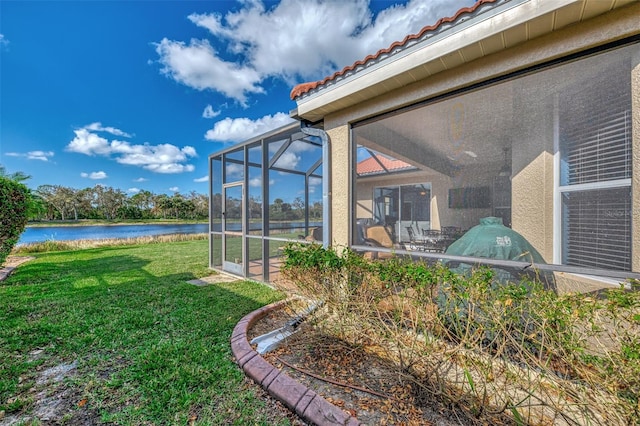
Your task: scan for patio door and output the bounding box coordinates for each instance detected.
[222,183,244,276]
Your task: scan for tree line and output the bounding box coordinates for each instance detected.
[29,185,322,222]
[31,184,209,221]
[221,195,323,222]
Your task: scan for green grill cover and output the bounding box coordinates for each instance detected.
[445,217,545,264]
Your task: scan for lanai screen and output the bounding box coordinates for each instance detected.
[209,123,323,282]
[352,42,636,277]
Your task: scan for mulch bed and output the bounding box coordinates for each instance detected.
[246,300,498,426]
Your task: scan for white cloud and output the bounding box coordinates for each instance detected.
[134,177,148,182]
[205,112,294,143]
[67,129,112,155]
[81,171,108,180]
[27,150,54,161]
[155,38,263,105]
[141,163,195,174]
[225,163,243,178]
[194,175,209,182]
[309,176,322,186]
[273,151,299,170]
[169,186,179,192]
[202,104,221,118]
[156,0,467,103]
[66,125,197,174]
[84,122,132,138]
[5,150,54,162]
[127,187,141,194]
[249,176,274,187]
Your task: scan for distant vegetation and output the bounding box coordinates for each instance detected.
[30,184,209,221]
[13,233,208,254]
[29,184,323,223]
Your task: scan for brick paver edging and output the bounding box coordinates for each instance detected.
[231,301,362,426]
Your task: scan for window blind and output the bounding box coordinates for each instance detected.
[562,188,631,271]
[559,71,632,271]
[560,81,631,185]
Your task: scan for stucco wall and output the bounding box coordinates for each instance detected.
[511,93,556,263]
[326,125,350,248]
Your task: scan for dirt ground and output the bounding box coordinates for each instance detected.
[0,349,103,426]
[246,300,497,426]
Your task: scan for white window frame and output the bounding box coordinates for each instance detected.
[553,94,632,270]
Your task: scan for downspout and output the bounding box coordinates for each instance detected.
[301,124,330,248]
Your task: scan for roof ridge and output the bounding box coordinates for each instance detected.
[290,0,498,100]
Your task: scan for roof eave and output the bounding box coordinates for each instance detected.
[293,0,610,122]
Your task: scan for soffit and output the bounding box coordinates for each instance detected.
[292,0,638,123]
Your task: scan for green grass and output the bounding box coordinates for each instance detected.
[0,239,291,425]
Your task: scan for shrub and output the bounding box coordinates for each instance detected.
[0,177,30,265]
[280,245,640,425]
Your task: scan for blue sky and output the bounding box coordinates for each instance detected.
[1,0,471,197]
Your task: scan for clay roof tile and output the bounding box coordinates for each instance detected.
[356,156,414,175]
[290,0,497,100]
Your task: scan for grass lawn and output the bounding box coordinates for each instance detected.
[0,239,293,425]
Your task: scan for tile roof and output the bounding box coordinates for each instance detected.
[290,0,497,101]
[357,155,415,176]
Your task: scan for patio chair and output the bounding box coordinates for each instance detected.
[421,229,448,253]
[406,226,425,251]
[305,226,323,242]
[363,225,397,259]
[441,226,462,238]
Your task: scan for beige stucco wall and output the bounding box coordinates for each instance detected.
[326,125,350,248]
[510,93,556,263]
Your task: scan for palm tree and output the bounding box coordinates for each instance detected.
[0,165,31,182]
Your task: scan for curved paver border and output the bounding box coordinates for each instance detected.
[231,301,362,426]
[0,256,35,282]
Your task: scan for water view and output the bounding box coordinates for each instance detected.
[19,223,209,244]
[19,221,323,244]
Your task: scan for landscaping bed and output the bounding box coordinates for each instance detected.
[274,243,640,426]
[248,302,482,425]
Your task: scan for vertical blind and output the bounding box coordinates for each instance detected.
[560,71,631,271]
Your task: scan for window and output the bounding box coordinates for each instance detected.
[373,184,431,243]
[559,60,632,271]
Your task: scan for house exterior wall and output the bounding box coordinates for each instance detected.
[327,125,350,248]
[318,4,639,281]
[510,96,555,262]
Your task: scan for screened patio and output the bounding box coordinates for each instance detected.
[208,122,327,283]
[350,41,640,287]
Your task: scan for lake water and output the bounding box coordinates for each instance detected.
[19,223,210,244]
[18,221,322,244]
